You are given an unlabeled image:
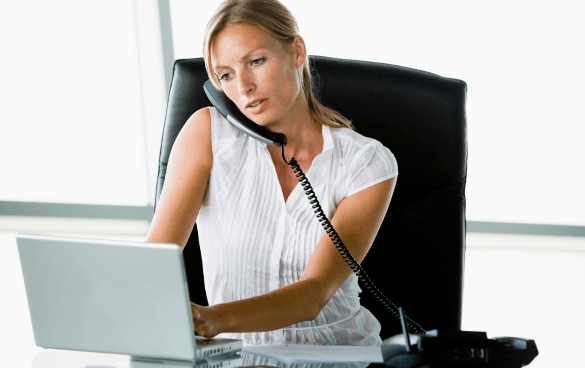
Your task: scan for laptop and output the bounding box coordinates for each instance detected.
[16,233,242,362]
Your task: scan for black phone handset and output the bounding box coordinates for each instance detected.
[203,80,538,367]
[203,80,424,334]
[203,80,287,148]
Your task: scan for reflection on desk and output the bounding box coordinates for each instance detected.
[242,344,383,364]
[31,350,387,368]
[240,351,371,368]
[131,353,241,368]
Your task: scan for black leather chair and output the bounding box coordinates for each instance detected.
[155,56,467,339]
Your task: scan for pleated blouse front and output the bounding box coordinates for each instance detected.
[196,107,398,346]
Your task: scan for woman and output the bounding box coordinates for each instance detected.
[146,0,397,346]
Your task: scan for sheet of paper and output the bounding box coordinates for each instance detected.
[242,344,384,363]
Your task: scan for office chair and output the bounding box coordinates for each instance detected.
[155,56,467,339]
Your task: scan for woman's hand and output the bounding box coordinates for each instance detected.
[190,302,225,338]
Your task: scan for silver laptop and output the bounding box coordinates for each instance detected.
[16,233,242,362]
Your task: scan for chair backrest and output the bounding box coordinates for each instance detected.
[155,56,468,339]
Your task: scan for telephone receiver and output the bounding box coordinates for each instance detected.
[203,80,286,147]
[202,80,538,367]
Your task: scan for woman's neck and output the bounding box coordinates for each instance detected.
[266,94,323,163]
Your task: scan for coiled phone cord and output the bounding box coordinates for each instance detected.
[281,146,426,334]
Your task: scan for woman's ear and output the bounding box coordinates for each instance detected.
[292,35,307,68]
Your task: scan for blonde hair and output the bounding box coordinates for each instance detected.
[203,0,353,130]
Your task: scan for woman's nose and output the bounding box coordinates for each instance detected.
[237,72,254,95]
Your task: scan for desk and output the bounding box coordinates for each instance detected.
[28,349,388,368]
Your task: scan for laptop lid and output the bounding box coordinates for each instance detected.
[16,234,198,361]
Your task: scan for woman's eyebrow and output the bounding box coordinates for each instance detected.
[215,48,267,70]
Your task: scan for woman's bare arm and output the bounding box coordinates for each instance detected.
[146,107,212,249]
[192,176,396,337]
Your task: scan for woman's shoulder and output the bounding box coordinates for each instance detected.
[182,107,212,136]
[205,106,248,142]
[328,126,390,157]
[173,107,213,160]
[328,126,398,196]
[179,107,212,143]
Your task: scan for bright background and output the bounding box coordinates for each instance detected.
[1,1,584,367]
[1,0,584,225]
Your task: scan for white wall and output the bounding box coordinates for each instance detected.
[170,0,585,226]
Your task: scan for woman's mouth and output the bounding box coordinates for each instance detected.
[246,99,268,113]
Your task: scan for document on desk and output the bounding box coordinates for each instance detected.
[243,344,384,363]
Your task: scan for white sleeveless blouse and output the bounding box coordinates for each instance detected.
[196,107,398,346]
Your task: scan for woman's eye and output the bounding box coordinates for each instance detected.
[219,73,232,81]
[251,58,265,66]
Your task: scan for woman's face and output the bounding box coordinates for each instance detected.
[211,23,305,130]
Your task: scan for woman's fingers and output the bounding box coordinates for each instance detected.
[191,302,202,332]
[190,302,220,338]
[190,303,208,336]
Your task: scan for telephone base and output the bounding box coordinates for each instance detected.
[381,329,538,368]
